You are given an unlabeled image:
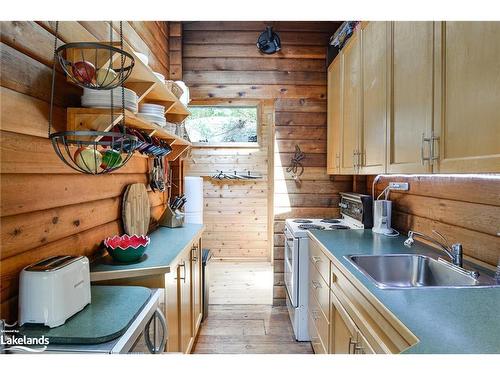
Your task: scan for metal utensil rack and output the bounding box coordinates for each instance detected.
[211,170,263,180]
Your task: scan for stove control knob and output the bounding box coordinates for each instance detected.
[339,202,348,209]
[353,208,362,214]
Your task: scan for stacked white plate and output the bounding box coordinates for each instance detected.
[138,103,166,127]
[81,87,138,113]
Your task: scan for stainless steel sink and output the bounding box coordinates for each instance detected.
[346,254,498,289]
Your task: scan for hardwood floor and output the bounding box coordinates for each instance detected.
[208,261,273,305]
[193,305,313,354]
[193,261,312,354]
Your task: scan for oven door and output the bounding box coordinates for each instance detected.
[284,227,299,308]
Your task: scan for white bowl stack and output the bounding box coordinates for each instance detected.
[81,87,138,113]
[138,103,167,127]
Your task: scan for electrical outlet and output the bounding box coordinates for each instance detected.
[389,182,409,191]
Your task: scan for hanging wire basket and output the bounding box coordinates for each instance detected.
[56,42,135,90]
[50,130,138,175]
[48,21,139,175]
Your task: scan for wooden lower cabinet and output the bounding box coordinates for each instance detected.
[308,235,419,354]
[191,240,203,338]
[165,235,203,353]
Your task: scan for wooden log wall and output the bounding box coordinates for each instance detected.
[369,175,500,267]
[0,21,170,321]
[181,21,353,305]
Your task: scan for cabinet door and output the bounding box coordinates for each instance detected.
[330,291,358,354]
[434,22,500,172]
[387,22,434,173]
[191,239,202,335]
[165,267,180,352]
[360,21,388,174]
[179,256,193,353]
[327,56,342,174]
[340,31,361,174]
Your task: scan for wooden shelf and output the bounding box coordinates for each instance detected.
[64,42,190,124]
[123,47,190,124]
[66,107,191,161]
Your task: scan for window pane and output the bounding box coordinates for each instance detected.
[185,106,258,143]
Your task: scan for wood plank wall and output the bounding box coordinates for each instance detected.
[184,99,273,261]
[0,21,170,321]
[368,175,500,267]
[181,22,353,305]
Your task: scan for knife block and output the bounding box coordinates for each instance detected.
[158,206,184,228]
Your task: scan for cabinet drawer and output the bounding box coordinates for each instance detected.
[309,238,330,285]
[308,313,326,354]
[309,259,330,321]
[308,286,329,352]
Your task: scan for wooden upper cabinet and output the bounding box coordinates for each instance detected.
[326,55,342,174]
[340,32,361,174]
[434,22,500,172]
[359,21,388,174]
[387,21,434,173]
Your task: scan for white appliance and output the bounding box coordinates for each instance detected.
[184,176,203,224]
[284,192,373,341]
[19,255,91,328]
[372,199,393,235]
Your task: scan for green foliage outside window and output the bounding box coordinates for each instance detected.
[185,106,258,143]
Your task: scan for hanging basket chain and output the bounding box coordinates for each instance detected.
[48,21,59,138]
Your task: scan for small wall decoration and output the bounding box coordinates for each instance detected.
[286,145,305,186]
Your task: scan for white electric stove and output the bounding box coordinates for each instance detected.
[284,192,373,341]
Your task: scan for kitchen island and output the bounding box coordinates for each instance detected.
[308,229,500,354]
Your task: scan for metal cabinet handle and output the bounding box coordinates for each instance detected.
[191,246,198,262]
[335,152,340,172]
[177,261,186,282]
[311,280,321,289]
[311,256,321,264]
[430,131,440,165]
[348,337,358,354]
[421,133,431,165]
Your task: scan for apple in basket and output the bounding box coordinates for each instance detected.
[104,234,150,263]
[72,61,96,85]
[74,147,102,173]
[100,149,123,169]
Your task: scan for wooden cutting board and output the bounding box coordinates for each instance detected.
[122,183,150,235]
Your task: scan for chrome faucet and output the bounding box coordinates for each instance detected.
[404,230,463,267]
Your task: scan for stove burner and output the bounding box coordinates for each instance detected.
[329,224,350,230]
[293,219,313,223]
[320,218,341,224]
[298,224,325,230]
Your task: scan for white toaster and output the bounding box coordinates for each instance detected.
[19,255,91,328]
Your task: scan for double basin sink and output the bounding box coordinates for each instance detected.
[346,254,499,289]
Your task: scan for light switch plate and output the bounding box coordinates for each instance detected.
[389,182,409,191]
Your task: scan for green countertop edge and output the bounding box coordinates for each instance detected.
[18,285,152,345]
[90,224,204,277]
[308,229,500,354]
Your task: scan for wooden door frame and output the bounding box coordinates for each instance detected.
[186,98,275,263]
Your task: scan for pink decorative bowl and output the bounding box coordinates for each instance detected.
[104,234,150,262]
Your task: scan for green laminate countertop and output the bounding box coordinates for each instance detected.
[19,285,151,344]
[308,229,500,354]
[90,224,204,281]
